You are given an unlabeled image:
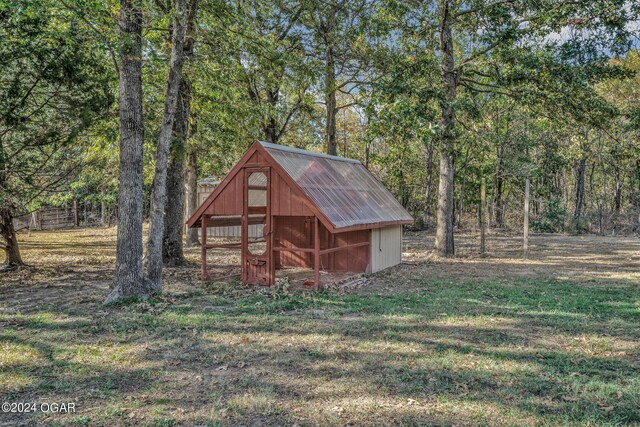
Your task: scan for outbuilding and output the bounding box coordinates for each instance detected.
[186,141,413,289]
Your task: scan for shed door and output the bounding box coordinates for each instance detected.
[242,168,273,286]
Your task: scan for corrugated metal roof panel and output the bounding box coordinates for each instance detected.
[260,141,413,229]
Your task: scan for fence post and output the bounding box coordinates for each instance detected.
[523,177,530,258]
[480,176,487,255]
[73,200,79,227]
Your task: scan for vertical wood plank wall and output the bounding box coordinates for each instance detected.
[370,225,403,273]
[273,216,370,273]
[198,182,261,238]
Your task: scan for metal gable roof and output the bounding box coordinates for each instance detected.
[259,141,413,229]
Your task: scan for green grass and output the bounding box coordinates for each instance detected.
[1,276,639,426]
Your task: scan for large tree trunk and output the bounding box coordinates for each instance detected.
[163,80,189,266]
[325,6,338,156]
[422,141,434,229]
[146,0,188,289]
[524,177,530,257]
[435,0,456,257]
[436,153,455,256]
[185,150,199,245]
[106,0,149,304]
[479,176,487,254]
[163,0,197,264]
[573,156,587,223]
[0,137,23,266]
[0,207,23,267]
[614,167,622,213]
[163,158,186,265]
[265,89,279,143]
[635,160,640,232]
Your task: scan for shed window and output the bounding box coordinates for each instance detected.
[248,172,267,207]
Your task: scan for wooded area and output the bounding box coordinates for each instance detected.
[1,0,639,278]
[1,0,639,425]
[2,1,639,274]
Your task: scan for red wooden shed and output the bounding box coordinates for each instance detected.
[186,141,413,289]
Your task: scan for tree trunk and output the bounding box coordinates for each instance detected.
[422,141,434,229]
[456,146,470,228]
[325,6,337,156]
[456,192,463,228]
[598,201,604,234]
[635,160,640,232]
[185,150,199,245]
[163,0,197,263]
[614,167,622,213]
[101,198,107,226]
[265,89,279,143]
[73,200,79,227]
[523,177,530,258]
[434,0,456,257]
[163,80,189,266]
[588,162,596,211]
[325,68,337,155]
[1,119,24,267]
[480,176,487,255]
[106,0,149,304]
[0,207,23,267]
[602,165,608,233]
[494,158,504,228]
[146,0,188,290]
[573,157,586,223]
[365,141,370,168]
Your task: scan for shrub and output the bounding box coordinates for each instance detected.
[531,198,567,233]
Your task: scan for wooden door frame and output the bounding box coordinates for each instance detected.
[242,167,273,286]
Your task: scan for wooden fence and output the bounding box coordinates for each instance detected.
[13,203,105,231]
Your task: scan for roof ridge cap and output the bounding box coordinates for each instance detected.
[258,141,361,164]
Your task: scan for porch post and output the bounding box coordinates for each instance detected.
[329,232,335,271]
[201,215,210,280]
[314,216,320,290]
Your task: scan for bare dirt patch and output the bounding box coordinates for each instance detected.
[396,229,640,283]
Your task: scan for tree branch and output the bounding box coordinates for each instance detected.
[454,0,515,19]
[59,0,120,75]
[457,40,502,71]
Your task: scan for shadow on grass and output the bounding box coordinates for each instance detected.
[0,276,638,426]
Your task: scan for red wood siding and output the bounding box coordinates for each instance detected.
[273,216,313,268]
[325,228,369,273]
[271,171,314,216]
[273,216,369,273]
[202,151,315,218]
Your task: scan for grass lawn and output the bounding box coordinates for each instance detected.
[0,228,639,426]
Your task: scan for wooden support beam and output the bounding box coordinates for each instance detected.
[272,247,315,253]
[201,215,210,280]
[319,241,369,255]
[204,243,242,250]
[273,240,370,256]
[330,233,335,270]
[314,217,320,290]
